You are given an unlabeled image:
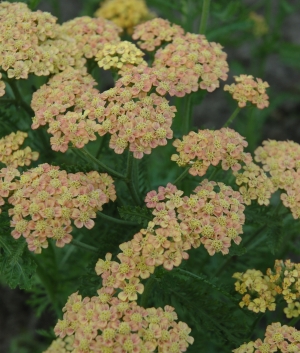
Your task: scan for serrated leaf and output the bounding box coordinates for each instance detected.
[266,222,284,255]
[229,243,247,256]
[118,205,152,227]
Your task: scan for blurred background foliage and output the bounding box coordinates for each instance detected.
[1,0,300,352]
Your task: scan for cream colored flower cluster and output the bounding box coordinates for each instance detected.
[6,163,116,253]
[0,131,39,168]
[132,18,185,51]
[31,68,103,152]
[233,259,300,318]
[43,336,74,353]
[0,1,85,86]
[233,322,300,353]
[171,128,252,176]
[255,140,300,218]
[233,162,276,206]
[50,291,193,353]
[249,11,269,37]
[0,167,20,214]
[95,0,154,34]
[96,41,146,70]
[224,74,269,109]
[60,16,122,59]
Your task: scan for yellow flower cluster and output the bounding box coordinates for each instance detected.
[249,11,269,37]
[0,1,85,85]
[255,140,300,218]
[6,163,116,253]
[49,291,193,353]
[224,74,269,109]
[234,162,276,206]
[233,259,300,318]
[95,0,154,34]
[96,41,146,70]
[171,128,252,176]
[233,322,300,353]
[0,131,39,168]
[60,16,121,59]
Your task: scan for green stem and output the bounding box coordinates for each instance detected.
[126,151,141,205]
[97,211,136,226]
[74,147,125,180]
[95,135,107,159]
[223,106,241,127]
[173,167,190,185]
[71,239,98,253]
[140,276,156,307]
[288,315,300,327]
[199,0,211,34]
[208,166,220,181]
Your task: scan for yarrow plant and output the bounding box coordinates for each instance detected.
[1,1,300,353]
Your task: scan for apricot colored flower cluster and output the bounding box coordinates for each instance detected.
[31,68,103,152]
[95,0,154,34]
[233,322,300,353]
[0,167,20,214]
[224,74,269,109]
[7,163,116,253]
[96,41,146,70]
[233,162,276,206]
[132,18,185,51]
[98,85,176,158]
[171,128,252,176]
[254,140,300,219]
[233,259,300,318]
[60,16,121,59]
[0,131,39,167]
[50,290,193,353]
[0,1,85,84]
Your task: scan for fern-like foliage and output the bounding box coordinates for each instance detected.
[153,267,255,352]
[0,209,37,289]
[118,205,152,227]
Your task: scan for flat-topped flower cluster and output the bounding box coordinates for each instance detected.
[233,322,300,353]
[3,163,116,253]
[50,290,193,353]
[233,259,300,318]
[0,131,39,168]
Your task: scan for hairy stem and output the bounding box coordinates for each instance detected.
[97,211,136,226]
[173,167,190,185]
[126,151,141,205]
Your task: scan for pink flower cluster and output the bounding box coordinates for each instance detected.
[132,18,228,95]
[7,163,116,253]
[0,131,39,167]
[31,68,103,151]
[51,290,193,353]
[31,66,177,158]
[224,74,269,109]
[132,18,185,51]
[60,16,121,59]
[95,180,245,304]
[171,128,252,176]
[233,322,300,353]
[254,140,300,218]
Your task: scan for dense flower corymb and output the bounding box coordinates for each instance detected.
[7,163,116,253]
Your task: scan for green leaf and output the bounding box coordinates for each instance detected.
[0,231,37,289]
[118,205,152,227]
[279,43,300,69]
